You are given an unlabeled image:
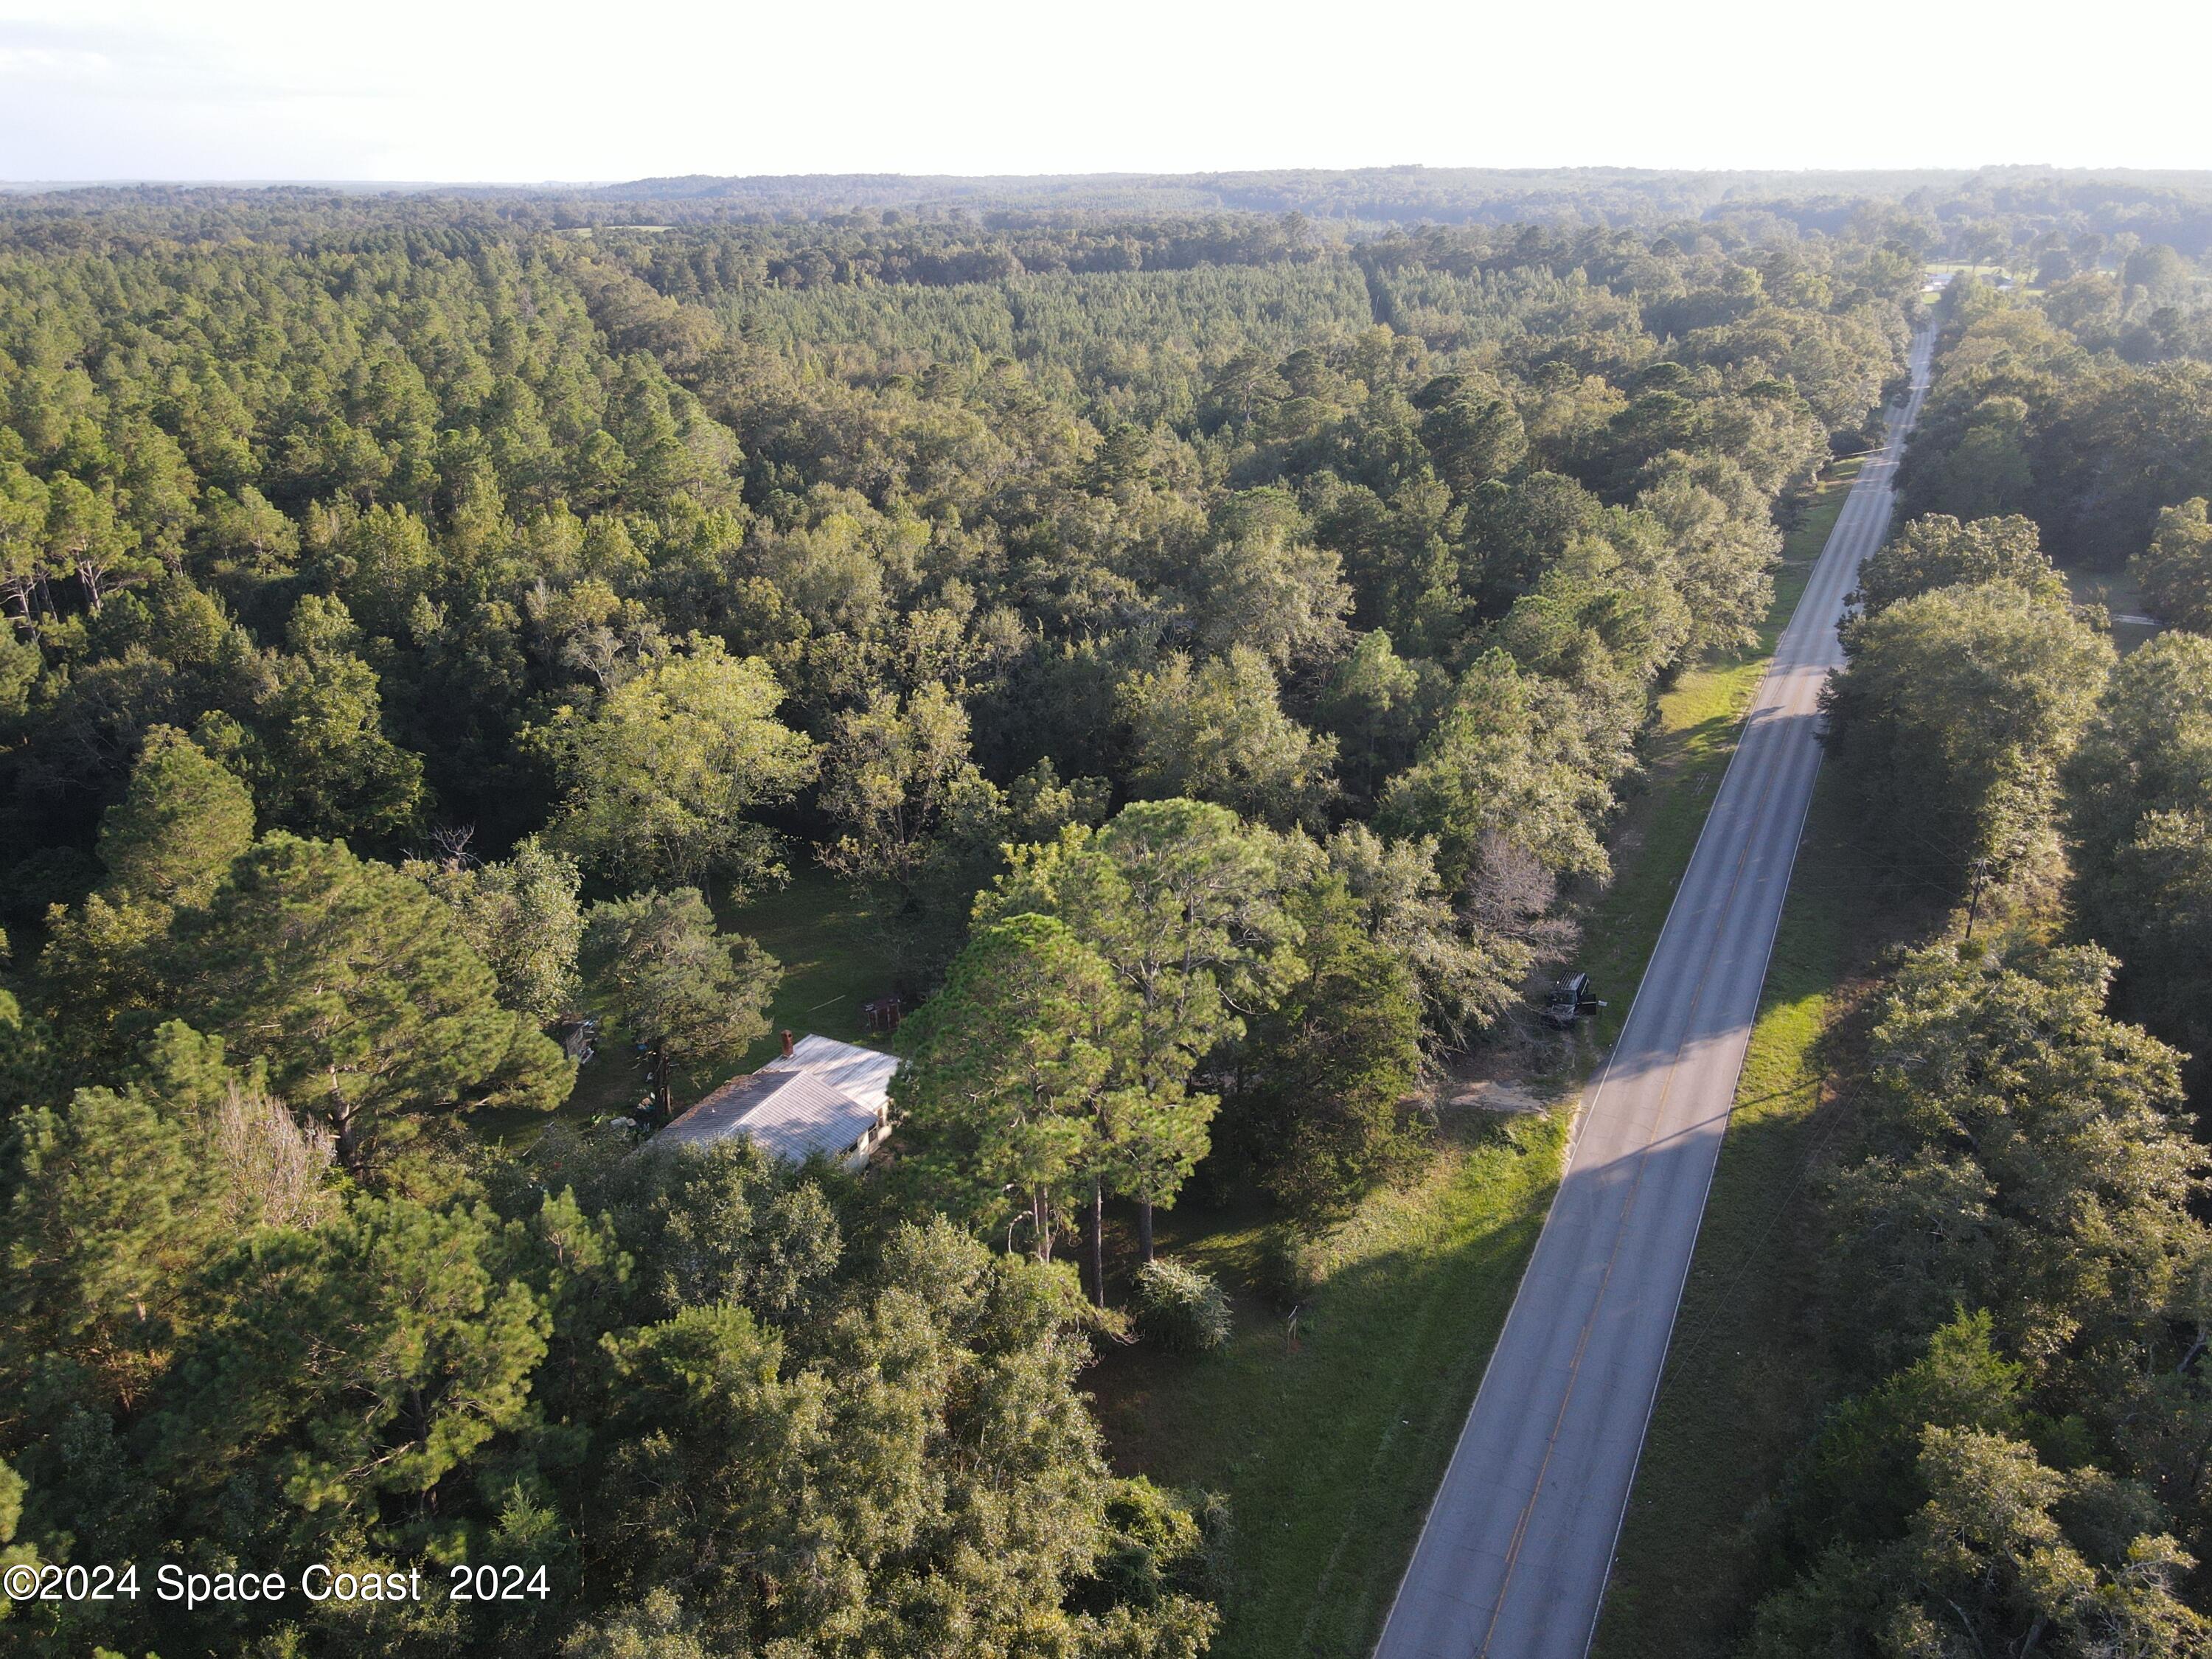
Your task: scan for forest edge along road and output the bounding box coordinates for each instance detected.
[1371,327,1935,1659]
[1374,323,1935,1659]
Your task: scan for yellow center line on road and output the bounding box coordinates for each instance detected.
[1480,663,1801,1653]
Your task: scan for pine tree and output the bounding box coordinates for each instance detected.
[168,833,569,1172]
[893,914,1119,1266]
[95,725,254,907]
[981,798,1304,1259]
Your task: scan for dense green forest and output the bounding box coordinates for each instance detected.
[582,165,2212,255]
[3,170,2211,1655]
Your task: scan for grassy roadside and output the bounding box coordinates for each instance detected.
[1088,1110,1570,1659]
[1592,453,1916,1657]
[1575,456,1863,1053]
[1589,770,1865,1659]
[1091,457,1868,1659]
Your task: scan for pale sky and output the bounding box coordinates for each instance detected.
[1,0,2208,184]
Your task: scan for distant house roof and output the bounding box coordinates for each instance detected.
[658,1068,879,1162]
[762,1034,900,1120]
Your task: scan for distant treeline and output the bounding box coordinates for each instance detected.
[12,166,2212,260]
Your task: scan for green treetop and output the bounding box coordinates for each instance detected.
[582,887,780,1123]
[543,634,817,891]
[167,833,570,1172]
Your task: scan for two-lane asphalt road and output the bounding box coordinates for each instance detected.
[1373,327,1935,1659]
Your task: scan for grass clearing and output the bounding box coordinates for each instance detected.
[2063,561,2164,655]
[1093,456,1869,1658]
[709,865,904,1071]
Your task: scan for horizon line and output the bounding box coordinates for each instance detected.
[4,160,2206,192]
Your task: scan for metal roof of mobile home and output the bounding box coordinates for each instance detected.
[657,1068,878,1163]
[760,1033,900,1119]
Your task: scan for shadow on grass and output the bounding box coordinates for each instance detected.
[1591,768,1937,1658]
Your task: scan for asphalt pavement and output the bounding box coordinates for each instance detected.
[1371,326,1935,1659]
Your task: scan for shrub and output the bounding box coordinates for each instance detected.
[1096,1476,1209,1607]
[1133,1258,1233,1353]
[1253,1222,1326,1307]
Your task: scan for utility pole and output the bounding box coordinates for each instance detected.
[1964,857,1991,942]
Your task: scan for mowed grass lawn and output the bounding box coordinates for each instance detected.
[2065,560,2165,655]
[1092,457,1869,1659]
[710,866,904,1073]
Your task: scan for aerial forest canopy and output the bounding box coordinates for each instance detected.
[7,169,2212,1655]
